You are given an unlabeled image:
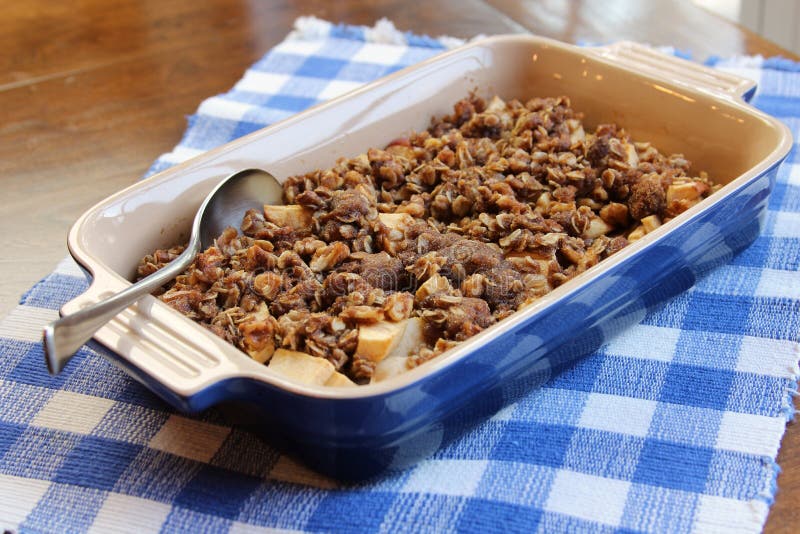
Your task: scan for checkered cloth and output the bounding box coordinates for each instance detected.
[2,16,799,533]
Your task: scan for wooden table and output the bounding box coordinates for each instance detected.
[2,1,797,531]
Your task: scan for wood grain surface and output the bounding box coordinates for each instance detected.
[2,1,798,531]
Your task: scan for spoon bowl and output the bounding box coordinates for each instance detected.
[43,168,283,375]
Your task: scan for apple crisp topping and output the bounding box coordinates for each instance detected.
[138,94,716,386]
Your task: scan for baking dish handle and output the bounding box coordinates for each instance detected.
[56,273,247,410]
[591,41,757,102]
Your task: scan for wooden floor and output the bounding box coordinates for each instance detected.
[2,1,798,531]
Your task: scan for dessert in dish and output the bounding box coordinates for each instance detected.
[138,94,716,386]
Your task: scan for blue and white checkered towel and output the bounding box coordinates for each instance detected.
[2,16,799,533]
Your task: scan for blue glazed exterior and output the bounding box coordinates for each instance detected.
[95,160,781,480]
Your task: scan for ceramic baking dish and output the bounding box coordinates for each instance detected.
[57,36,791,479]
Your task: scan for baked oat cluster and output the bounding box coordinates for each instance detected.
[138,94,716,386]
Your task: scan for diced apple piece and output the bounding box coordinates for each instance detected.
[263,205,313,229]
[625,142,639,167]
[641,214,662,234]
[378,212,414,231]
[269,348,335,385]
[583,217,613,239]
[355,319,408,364]
[567,119,585,145]
[372,317,424,383]
[666,182,703,204]
[325,372,357,388]
[415,274,452,302]
[628,225,646,242]
[504,251,552,275]
[485,95,506,113]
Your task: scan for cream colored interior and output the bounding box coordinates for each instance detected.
[72,36,786,284]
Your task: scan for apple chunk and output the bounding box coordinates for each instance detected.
[268,348,354,387]
[263,205,313,229]
[355,319,408,364]
[371,317,425,383]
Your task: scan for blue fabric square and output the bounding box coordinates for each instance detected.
[745,297,800,339]
[113,448,201,501]
[0,427,81,480]
[680,292,753,335]
[55,436,143,491]
[491,422,575,467]
[512,387,589,426]
[726,372,789,418]
[160,508,233,533]
[658,364,734,410]
[230,119,273,141]
[592,358,671,400]
[236,481,326,528]
[173,464,261,519]
[20,273,88,310]
[7,342,76,388]
[0,422,25,458]
[474,462,555,506]
[179,115,241,150]
[620,484,699,533]
[264,94,319,112]
[648,403,723,447]
[456,498,543,532]
[538,512,617,533]
[705,449,771,500]
[563,429,645,480]
[642,292,692,329]
[633,440,714,493]
[251,52,308,75]
[385,494,469,532]
[337,61,391,82]
[295,56,348,79]
[22,484,106,534]
[545,354,605,392]
[305,490,398,532]
[672,330,742,370]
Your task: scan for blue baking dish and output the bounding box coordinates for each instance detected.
[56,36,792,479]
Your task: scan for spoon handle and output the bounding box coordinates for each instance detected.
[43,249,196,375]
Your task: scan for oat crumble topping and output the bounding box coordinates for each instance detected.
[138,94,716,386]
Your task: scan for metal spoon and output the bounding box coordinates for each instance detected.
[43,168,284,375]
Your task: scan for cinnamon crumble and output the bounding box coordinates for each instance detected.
[138,94,717,386]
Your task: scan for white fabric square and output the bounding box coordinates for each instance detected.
[402,459,487,496]
[235,71,290,94]
[148,414,230,463]
[276,39,325,57]
[87,493,172,534]
[788,163,800,187]
[715,412,785,457]
[268,455,338,489]
[736,336,800,376]
[0,305,59,342]
[31,390,115,435]
[197,97,252,122]
[544,470,631,527]
[350,43,407,65]
[604,324,681,362]
[229,521,302,534]
[755,267,800,299]
[577,393,657,437]
[54,257,86,277]
[769,211,800,238]
[317,80,364,100]
[694,495,767,533]
[0,474,50,528]
[160,146,205,166]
